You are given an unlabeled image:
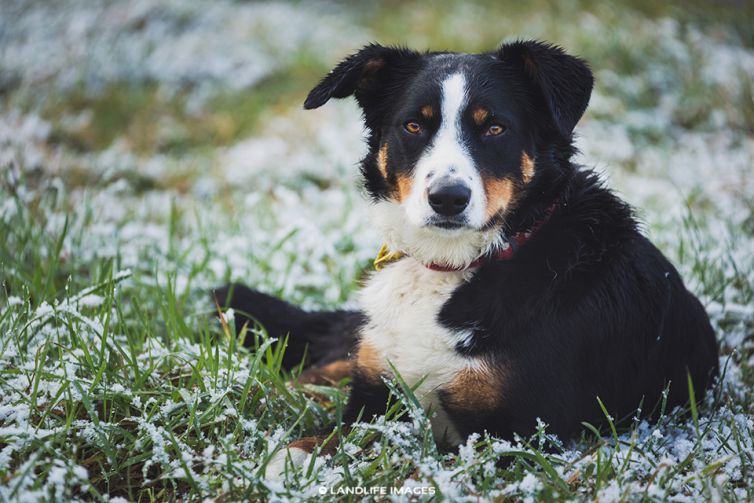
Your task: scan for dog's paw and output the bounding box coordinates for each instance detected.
[264,435,338,481]
[264,446,311,481]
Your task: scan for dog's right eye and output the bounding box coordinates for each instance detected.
[404,121,422,134]
[485,124,507,137]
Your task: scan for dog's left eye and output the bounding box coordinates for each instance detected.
[485,124,507,136]
[404,121,422,134]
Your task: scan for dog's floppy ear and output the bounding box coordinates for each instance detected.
[304,44,421,111]
[498,40,593,137]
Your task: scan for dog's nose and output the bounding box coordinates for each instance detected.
[428,182,471,216]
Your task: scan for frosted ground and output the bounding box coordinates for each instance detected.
[0,0,752,501]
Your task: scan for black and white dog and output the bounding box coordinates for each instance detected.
[215,40,719,474]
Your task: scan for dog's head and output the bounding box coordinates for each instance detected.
[305,41,593,268]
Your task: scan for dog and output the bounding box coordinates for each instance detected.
[214,40,719,476]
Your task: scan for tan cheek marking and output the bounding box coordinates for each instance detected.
[521,152,535,184]
[472,107,489,126]
[483,176,516,219]
[356,341,384,382]
[442,362,506,412]
[421,105,434,119]
[394,173,413,203]
[377,143,389,179]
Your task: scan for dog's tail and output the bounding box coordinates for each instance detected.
[212,283,364,370]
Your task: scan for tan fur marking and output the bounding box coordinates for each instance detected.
[359,58,386,90]
[483,175,516,219]
[356,341,384,382]
[521,152,535,184]
[363,58,385,73]
[522,54,538,76]
[395,173,413,203]
[442,362,506,412]
[377,143,389,179]
[421,105,434,119]
[288,434,338,456]
[297,360,353,385]
[472,107,489,125]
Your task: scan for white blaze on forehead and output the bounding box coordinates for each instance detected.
[439,73,467,137]
[403,72,487,229]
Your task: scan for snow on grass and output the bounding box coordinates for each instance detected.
[1,0,363,106]
[1,1,753,501]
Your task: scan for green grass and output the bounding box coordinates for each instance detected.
[37,66,326,157]
[1,0,753,501]
[1,119,752,502]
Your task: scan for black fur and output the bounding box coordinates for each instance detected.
[213,283,362,369]
[216,40,719,443]
[438,170,718,439]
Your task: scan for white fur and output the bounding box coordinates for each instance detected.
[404,72,487,230]
[359,257,486,445]
[371,200,505,268]
[264,446,309,481]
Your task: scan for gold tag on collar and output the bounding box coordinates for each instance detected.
[373,243,406,271]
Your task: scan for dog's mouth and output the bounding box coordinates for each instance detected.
[426,216,469,231]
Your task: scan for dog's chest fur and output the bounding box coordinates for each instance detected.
[358,258,479,445]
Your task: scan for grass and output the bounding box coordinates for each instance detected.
[1,0,753,501]
[38,67,326,157]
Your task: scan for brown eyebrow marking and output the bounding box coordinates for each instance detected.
[377,143,388,179]
[521,152,535,184]
[421,105,434,119]
[472,107,489,125]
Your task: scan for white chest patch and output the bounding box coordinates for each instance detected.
[358,258,479,445]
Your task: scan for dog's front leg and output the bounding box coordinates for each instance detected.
[264,371,393,481]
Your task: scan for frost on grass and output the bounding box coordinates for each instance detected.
[1,1,753,501]
[1,0,363,108]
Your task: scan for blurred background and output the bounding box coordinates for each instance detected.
[1,0,752,307]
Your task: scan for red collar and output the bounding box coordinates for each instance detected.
[425,199,559,272]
